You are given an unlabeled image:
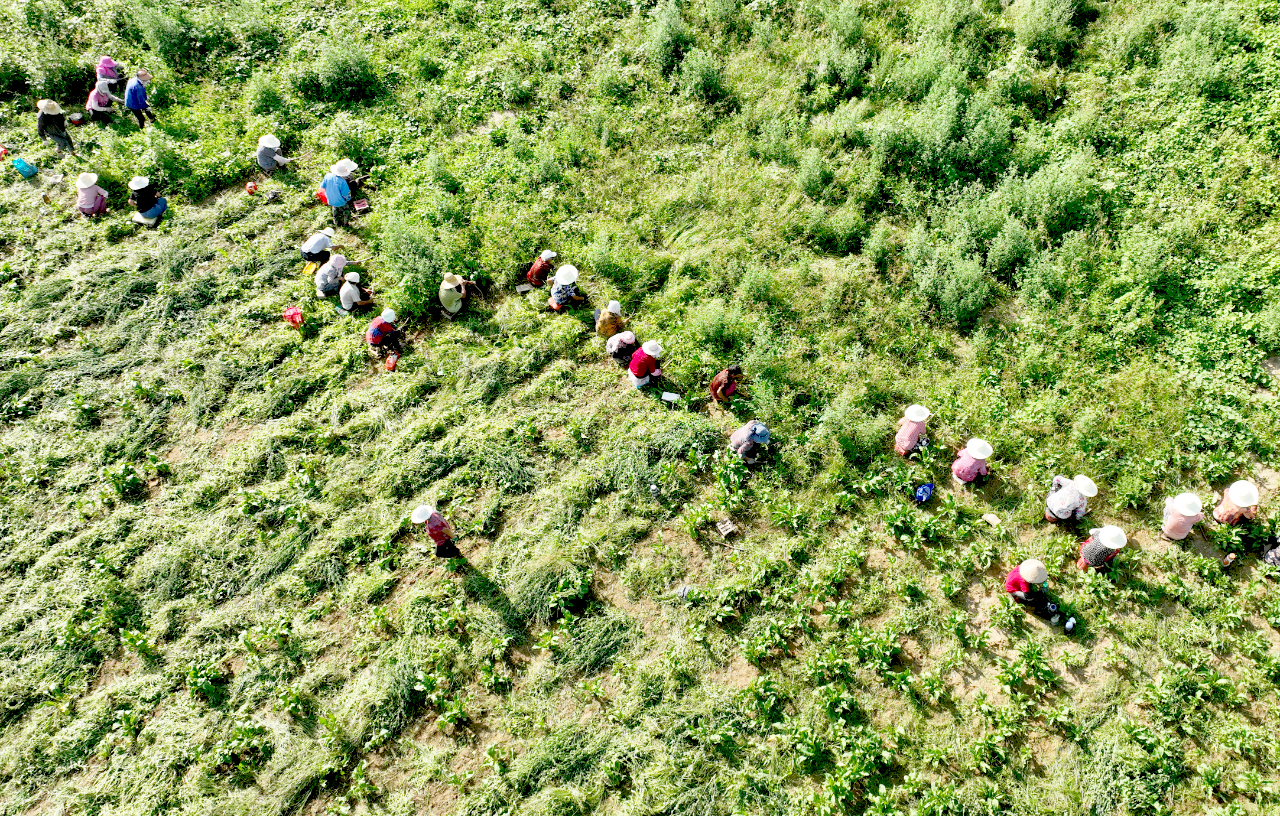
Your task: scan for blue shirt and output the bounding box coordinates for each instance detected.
[320,173,351,208]
[550,282,578,305]
[125,78,148,110]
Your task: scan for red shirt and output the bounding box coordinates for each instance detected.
[710,369,737,402]
[426,513,452,545]
[366,317,394,346]
[629,349,658,378]
[1004,568,1031,595]
[527,257,552,287]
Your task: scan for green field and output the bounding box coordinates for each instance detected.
[1,0,1280,812]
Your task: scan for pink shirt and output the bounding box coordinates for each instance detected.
[951,451,989,483]
[1004,568,1031,595]
[1161,498,1203,540]
[894,418,926,455]
[76,184,106,209]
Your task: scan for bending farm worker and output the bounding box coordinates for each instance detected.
[606,330,637,368]
[710,364,746,404]
[124,68,156,129]
[36,100,74,155]
[1161,492,1203,541]
[439,273,475,316]
[596,300,625,338]
[314,254,348,298]
[257,134,292,172]
[1078,525,1125,572]
[1045,474,1098,522]
[85,79,123,123]
[339,271,374,312]
[729,420,771,465]
[548,265,585,311]
[411,505,461,559]
[96,56,121,93]
[629,339,663,388]
[894,404,930,455]
[75,173,108,216]
[300,227,335,264]
[319,159,358,225]
[527,249,556,287]
[367,309,403,357]
[127,176,167,226]
[1213,480,1259,526]
[1005,559,1074,631]
[951,438,992,484]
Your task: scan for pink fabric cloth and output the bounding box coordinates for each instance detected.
[951,451,989,483]
[894,418,926,455]
[1004,568,1030,595]
[1161,498,1203,540]
[76,185,107,214]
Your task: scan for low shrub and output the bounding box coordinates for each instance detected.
[647,0,694,76]
[679,48,726,104]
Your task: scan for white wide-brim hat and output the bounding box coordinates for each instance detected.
[76,172,98,188]
[37,99,62,115]
[344,271,360,283]
[1019,559,1048,584]
[642,340,663,357]
[94,79,112,93]
[1073,475,1098,498]
[259,134,281,149]
[1174,492,1202,517]
[1096,525,1126,549]
[329,254,348,269]
[321,227,335,237]
[381,308,397,323]
[442,273,463,287]
[1229,480,1259,507]
[607,300,621,315]
[128,176,149,190]
[904,404,930,423]
[553,264,579,285]
[540,249,556,261]
[331,159,359,175]
[410,505,434,524]
[964,438,993,460]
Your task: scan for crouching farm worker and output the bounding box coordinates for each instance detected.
[710,364,746,404]
[300,228,335,265]
[36,100,74,154]
[951,438,992,485]
[318,159,358,226]
[596,300,625,338]
[314,254,348,298]
[1005,559,1075,632]
[1161,493,1203,541]
[127,176,167,226]
[548,265,585,311]
[527,249,556,287]
[1045,475,1098,523]
[76,173,108,216]
[730,420,771,465]
[894,404,930,455]
[1214,480,1259,526]
[607,331,637,368]
[367,309,403,357]
[256,134,292,172]
[96,56,122,94]
[629,340,663,388]
[1078,525,1126,572]
[85,79,123,123]
[125,69,157,129]
[411,505,461,558]
[440,273,475,317]
[339,271,374,313]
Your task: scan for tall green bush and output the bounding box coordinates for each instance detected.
[647,0,694,76]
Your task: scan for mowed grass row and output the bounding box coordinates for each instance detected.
[0,0,1278,813]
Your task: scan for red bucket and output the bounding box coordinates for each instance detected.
[283,306,303,329]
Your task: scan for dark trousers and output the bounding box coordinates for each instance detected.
[372,332,403,357]
[1013,590,1056,619]
[130,108,156,128]
[301,249,331,264]
[89,109,112,124]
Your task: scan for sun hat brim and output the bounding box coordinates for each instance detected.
[1229,481,1259,507]
[410,505,434,523]
[1174,493,1202,516]
[905,404,931,422]
[1019,560,1048,584]
[1098,525,1126,549]
[965,439,993,460]
[76,173,98,188]
[1073,475,1098,497]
